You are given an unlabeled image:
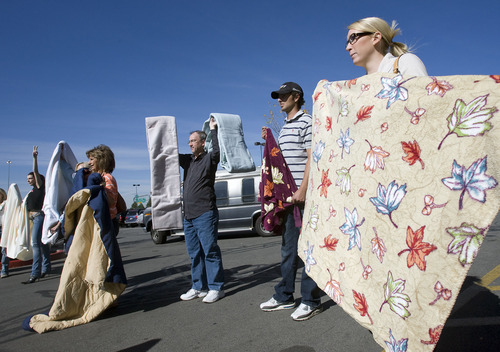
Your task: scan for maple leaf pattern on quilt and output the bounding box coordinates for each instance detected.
[398,226,437,271]
[446,222,487,266]
[337,128,354,159]
[401,140,424,169]
[297,74,500,351]
[375,75,411,109]
[355,105,374,124]
[353,290,373,324]
[339,207,365,251]
[380,271,411,319]
[441,157,498,210]
[364,140,390,173]
[385,329,408,352]
[369,181,407,228]
[438,95,497,149]
[426,77,453,97]
[324,268,344,304]
[371,227,387,263]
[420,325,444,345]
[320,234,339,251]
[318,169,332,198]
[336,165,355,195]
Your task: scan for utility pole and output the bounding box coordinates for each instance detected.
[6,160,12,188]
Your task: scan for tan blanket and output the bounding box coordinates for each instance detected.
[30,189,126,333]
[297,74,500,351]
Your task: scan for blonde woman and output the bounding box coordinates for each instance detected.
[86,145,120,236]
[345,17,428,76]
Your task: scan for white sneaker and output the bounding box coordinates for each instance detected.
[290,303,323,321]
[202,290,225,303]
[180,288,208,301]
[260,297,296,311]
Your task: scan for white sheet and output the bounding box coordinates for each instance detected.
[0,184,32,261]
[42,141,78,245]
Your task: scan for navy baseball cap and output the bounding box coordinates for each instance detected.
[271,82,304,99]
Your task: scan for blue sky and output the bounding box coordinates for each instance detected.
[1,0,499,206]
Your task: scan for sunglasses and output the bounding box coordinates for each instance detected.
[346,32,373,48]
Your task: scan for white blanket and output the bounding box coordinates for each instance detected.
[145,116,183,231]
[0,184,32,260]
[42,141,78,245]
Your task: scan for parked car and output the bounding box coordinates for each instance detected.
[118,211,127,227]
[142,207,172,244]
[144,169,275,244]
[124,208,144,227]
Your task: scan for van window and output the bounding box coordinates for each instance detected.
[215,181,229,206]
[241,178,255,203]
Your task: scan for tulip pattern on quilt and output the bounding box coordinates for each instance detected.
[297,74,500,351]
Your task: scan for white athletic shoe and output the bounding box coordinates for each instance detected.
[202,290,225,303]
[290,303,323,321]
[180,288,208,301]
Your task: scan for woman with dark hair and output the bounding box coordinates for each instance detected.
[345,17,428,76]
[86,145,120,236]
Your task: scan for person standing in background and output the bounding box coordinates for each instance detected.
[86,145,121,237]
[24,146,51,284]
[0,188,9,278]
[260,82,323,321]
[178,117,225,303]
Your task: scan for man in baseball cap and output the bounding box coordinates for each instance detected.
[270,82,304,99]
[259,81,322,321]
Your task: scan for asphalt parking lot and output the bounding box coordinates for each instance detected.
[0,218,499,352]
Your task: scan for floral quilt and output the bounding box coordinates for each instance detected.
[297,74,500,351]
[259,128,301,233]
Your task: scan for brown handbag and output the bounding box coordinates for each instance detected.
[116,192,127,213]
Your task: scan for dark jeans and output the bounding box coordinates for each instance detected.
[273,207,321,308]
[1,247,10,275]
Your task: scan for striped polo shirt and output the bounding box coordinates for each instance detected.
[278,110,312,187]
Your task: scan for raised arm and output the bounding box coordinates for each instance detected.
[209,117,220,163]
[32,146,43,189]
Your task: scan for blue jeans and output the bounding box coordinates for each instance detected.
[183,209,224,291]
[31,212,51,278]
[273,207,321,308]
[1,247,10,275]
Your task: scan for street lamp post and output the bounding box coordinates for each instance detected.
[133,184,140,203]
[6,160,12,188]
[254,142,265,161]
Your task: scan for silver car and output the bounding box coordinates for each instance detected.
[145,169,275,244]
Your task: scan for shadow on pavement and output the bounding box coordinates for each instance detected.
[116,338,161,352]
[435,276,500,351]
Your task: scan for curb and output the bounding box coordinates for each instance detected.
[3,250,66,269]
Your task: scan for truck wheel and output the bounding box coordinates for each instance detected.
[151,229,170,244]
[254,216,275,237]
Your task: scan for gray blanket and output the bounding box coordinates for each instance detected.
[203,113,255,173]
[145,116,183,231]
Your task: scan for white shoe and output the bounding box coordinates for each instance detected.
[180,288,208,301]
[260,297,296,311]
[202,290,225,303]
[290,303,323,321]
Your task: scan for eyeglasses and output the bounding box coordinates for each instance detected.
[345,32,373,47]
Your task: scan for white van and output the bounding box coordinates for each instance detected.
[214,169,271,236]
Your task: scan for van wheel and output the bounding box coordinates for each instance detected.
[151,229,170,244]
[254,216,275,237]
